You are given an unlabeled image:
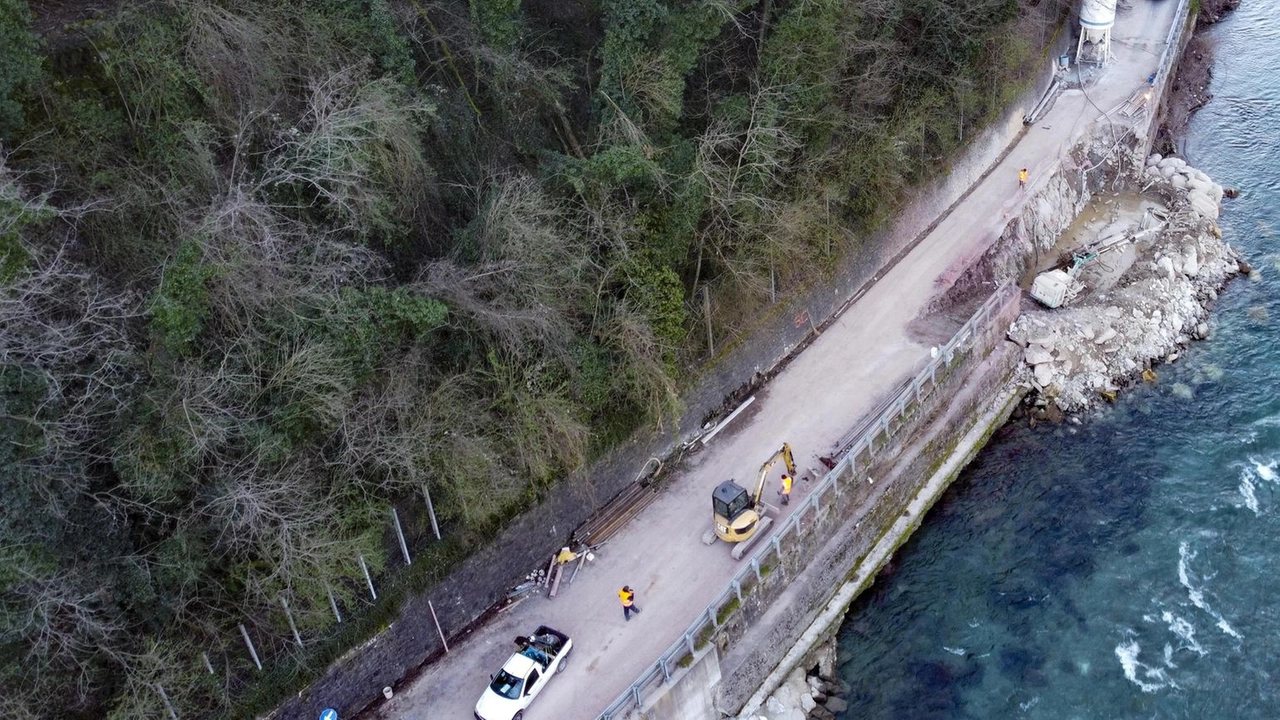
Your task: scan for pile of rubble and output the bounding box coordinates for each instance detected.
[1010,155,1244,410]
[744,666,851,720]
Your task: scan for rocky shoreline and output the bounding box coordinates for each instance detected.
[748,664,853,720]
[1008,153,1242,413]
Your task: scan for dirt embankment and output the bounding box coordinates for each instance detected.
[1154,0,1240,155]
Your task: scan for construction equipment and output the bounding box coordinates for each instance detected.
[1031,208,1167,309]
[701,442,795,560]
[1030,251,1094,308]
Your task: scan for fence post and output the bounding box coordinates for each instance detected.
[392,508,411,566]
[359,554,377,600]
[238,624,262,671]
[421,483,441,541]
[280,596,303,647]
[326,583,343,623]
[154,684,179,720]
[703,286,714,356]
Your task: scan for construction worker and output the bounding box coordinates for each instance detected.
[1018,167,1029,189]
[779,473,793,506]
[619,585,641,621]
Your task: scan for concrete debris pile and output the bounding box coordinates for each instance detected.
[744,666,851,720]
[1009,155,1242,410]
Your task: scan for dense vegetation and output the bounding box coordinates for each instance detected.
[0,0,1066,715]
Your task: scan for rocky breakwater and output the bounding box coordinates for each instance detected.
[1009,154,1243,411]
[740,665,852,720]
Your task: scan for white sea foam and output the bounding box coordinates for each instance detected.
[1115,638,1176,693]
[1240,474,1260,513]
[1019,696,1040,712]
[1251,456,1278,482]
[1161,611,1206,656]
[943,646,966,656]
[1178,542,1244,640]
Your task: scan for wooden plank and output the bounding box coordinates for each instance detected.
[548,562,565,598]
[569,553,588,584]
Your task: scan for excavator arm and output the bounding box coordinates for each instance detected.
[751,442,796,506]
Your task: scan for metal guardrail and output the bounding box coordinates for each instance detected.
[595,286,1014,720]
[1148,0,1193,115]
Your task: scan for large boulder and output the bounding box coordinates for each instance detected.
[1183,247,1200,277]
[824,697,849,713]
[1034,363,1055,387]
[1024,344,1054,365]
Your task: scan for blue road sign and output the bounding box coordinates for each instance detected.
[320,710,338,720]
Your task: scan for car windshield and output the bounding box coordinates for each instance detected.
[489,670,523,700]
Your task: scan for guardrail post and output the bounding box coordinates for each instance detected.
[685,631,695,655]
[660,657,671,683]
[631,685,641,709]
[733,579,742,604]
[751,557,762,582]
[708,606,719,630]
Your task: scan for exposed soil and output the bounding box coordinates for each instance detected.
[1153,0,1245,158]
[1197,0,1242,24]
[1154,33,1215,157]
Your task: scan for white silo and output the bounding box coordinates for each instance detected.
[1076,0,1117,65]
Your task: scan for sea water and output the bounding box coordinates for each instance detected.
[834,3,1280,717]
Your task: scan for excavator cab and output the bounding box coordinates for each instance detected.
[711,480,756,539]
[704,443,795,559]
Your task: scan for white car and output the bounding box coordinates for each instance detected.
[474,626,573,720]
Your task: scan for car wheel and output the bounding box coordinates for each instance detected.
[557,645,571,673]
[512,713,523,720]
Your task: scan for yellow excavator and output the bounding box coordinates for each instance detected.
[701,442,795,560]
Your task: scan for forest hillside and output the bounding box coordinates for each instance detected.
[0,0,1066,716]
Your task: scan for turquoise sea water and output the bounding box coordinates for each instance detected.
[834,3,1280,718]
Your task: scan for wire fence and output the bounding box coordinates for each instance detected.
[595,286,1015,720]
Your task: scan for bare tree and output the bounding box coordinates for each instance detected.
[260,66,432,237]
[0,558,131,688]
[692,85,802,295]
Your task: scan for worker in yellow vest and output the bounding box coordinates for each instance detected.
[619,585,641,621]
[779,474,793,506]
[1018,167,1028,189]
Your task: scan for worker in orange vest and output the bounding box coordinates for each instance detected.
[619,585,641,621]
[1018,167,1028,189]
[778,474,793,506]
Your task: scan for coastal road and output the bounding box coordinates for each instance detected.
[376,3,1183,719]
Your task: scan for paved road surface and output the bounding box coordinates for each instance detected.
[376,4,1181,719]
